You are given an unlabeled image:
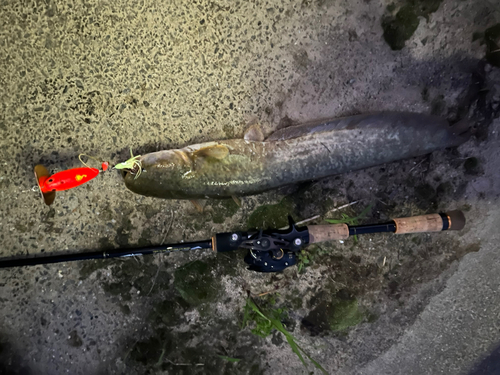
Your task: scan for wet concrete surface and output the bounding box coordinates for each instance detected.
[0,0,499,374]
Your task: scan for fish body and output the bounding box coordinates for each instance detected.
[122,112,470,199]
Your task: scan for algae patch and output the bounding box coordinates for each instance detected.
[82,257,171,301]
[247,184,339,229]
[125,321,264,374]
[328,298,364,331]
[382,0,444,50]
[174,260,221,306]
[210,199,240,224]
[247,197,295,229]
[302,291,366,335]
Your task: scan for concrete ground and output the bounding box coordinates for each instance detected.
[0,0,499,374]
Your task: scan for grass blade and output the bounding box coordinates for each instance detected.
[242,298,328,374]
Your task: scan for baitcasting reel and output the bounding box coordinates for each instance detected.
[213,217,310,272]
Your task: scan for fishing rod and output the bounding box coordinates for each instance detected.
[0,210,465,272]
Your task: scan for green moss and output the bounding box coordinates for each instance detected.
[174,260,221,306]
[247,197,295,229]
[328,298,364,331]
[382,4,420,50]
[302,295,365,334]
[211,199,240,224]
[247,182,340,229]
[381,0,443,50]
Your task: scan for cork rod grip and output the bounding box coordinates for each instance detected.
[307,224,349,243]
[393,213,443,234]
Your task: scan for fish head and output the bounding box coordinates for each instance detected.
[139,149,193,173]
[122,150,199,199]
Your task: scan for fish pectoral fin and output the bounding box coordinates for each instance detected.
[244,123,265,142]
[192,145,229,160]
[231,195,242,207]
[190,199,205,213]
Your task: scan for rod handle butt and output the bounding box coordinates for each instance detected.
[445,210,466,231]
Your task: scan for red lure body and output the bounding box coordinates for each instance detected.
[38,167,100,193]
[35,161,108,205]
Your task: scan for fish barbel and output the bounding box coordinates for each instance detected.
[122,112,470,199]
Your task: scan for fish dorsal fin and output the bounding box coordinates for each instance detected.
[192,144,229,160]
[244,124,264,142]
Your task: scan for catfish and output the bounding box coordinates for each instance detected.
[121,112,470,200]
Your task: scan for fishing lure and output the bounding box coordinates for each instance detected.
[113,147,142,179]
[35,155,109,206]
